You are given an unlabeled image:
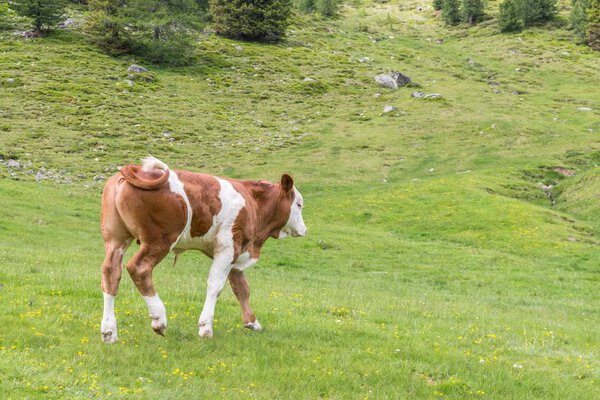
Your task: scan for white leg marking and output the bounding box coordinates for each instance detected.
[144,294,167,335]
[199,254,234,338]
[244,320,263,332]
[101,293,117,344]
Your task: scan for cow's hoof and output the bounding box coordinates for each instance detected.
[101,330,118,344]
[244,320,262,332]
[199,325,213,338]
[152,323,166,336]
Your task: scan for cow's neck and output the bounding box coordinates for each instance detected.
[249,185,287,247]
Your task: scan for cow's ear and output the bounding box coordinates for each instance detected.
[281,173,294,194]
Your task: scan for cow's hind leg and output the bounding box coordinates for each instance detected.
[228,270,262,332]
[101,239,131,343]
[126,244,171,336]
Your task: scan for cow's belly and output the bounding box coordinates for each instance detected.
[172,234,216,258]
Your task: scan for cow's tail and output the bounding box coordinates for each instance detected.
[120,156,170,190]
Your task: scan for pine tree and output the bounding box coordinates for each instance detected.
[433,0,444,11]
[8,0,66,35]
[442,0,461,25]
[209,0,292,41]
[498,0,523,32]
[521,0,556,25]
[462,0,484,24]
[86,0,132,53]
[571,0,591,43]
[588,0,600,50]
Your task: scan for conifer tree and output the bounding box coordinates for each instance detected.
[498,0,523,32]
[521,0,556,25]
[571,0,591,43]
[587,0,600,50]
[8,0,66,35]
[209,0,291,40]
[442,0,461,25]
[462,0,484,24]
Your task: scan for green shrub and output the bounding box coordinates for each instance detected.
[442,0,461,25]
[8,0,66,34]
[433,0,444,11]
[209,0,292,41]
[498,0,523,32]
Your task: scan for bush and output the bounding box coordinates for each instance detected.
[588,0,600,50]
[442,0,461,25]
[433,0,444,11]
[209,0,292,41]
[8,0,66,34]
[571,0,591,43]
[137,31,196,66]
[521,0,556,25]
[498,0,523,32]
[296,0,315,13]
[462,0,485,24]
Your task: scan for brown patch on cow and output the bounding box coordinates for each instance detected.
[177,171,222,238]
[120,164,169,190]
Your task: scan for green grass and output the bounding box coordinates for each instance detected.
[1,1,600,399]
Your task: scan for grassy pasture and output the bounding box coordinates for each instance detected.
[1,1,600,399]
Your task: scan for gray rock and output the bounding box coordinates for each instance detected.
[383,105,395,113]
[412,92,442,99]
[373,93,381,98]
[359,57,370,63]
[375,71,412,90]
[375,74,398,90]
[125,79,134,87]
[59,18,75,29]
[7,159,20,168]
[577,107,593,112]
[36,171,43,182]
[127,64,148,73]
[93,174,106,181]
[303,77,317,82]
[6,78,14,83]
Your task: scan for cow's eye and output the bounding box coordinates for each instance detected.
[297,203,302,209]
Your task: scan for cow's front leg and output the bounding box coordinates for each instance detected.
[228,270,262,331]
[199,253,233,338]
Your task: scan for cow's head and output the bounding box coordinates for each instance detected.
[278,174,307,238]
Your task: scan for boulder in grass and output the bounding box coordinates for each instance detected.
[127,64,148,73]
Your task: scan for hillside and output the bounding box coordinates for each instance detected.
[1,1,599,399]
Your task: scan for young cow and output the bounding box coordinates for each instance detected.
[100,157,306,343]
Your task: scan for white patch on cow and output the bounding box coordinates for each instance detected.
[232,251,257,271]
[141,156,169,172]
[101,293,117,343]
[144,294,167,332]
[174,178,244,258]
[244,320,262,331]
[279,187,307,238]
[197,178,246,337]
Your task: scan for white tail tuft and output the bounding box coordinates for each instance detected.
[141,156,169,173]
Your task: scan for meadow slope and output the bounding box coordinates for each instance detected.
[1,1,599,399]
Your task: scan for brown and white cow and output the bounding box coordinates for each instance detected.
[100,157,306,343]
